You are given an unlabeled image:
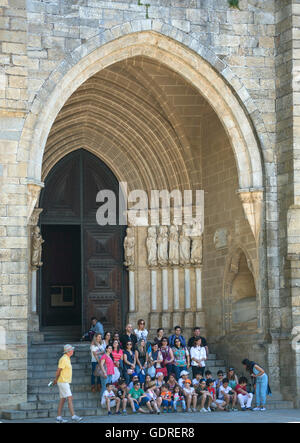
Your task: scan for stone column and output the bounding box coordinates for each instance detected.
[184,266,194,329]
[129,268,135,313]
[149,268,160,330]
[28,202,44,343]
[172,267,183,327]
[161,267,171,330]
[194,266,205,328]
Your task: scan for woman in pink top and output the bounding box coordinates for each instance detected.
[112,339,124,372]
[100,345,115,399]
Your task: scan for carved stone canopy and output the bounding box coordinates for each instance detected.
[27,182,44,224]
[238,189,263,245]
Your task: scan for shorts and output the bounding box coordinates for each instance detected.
[216,399,225,404]
[57,383,72,399]
[101,399,116,408]
[140,397,150,406]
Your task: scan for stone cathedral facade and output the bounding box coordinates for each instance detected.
[0,0,300,410]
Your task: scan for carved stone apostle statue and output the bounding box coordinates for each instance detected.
[124,227,135,268]
[169,224,179,266]
[157,225,168,267]
[31,226,44,270]
[179,224,191,266]
[190,219,203,265]
[146,226,157,267]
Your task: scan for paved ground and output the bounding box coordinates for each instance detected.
[1,409,300,423]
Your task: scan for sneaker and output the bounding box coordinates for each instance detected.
[168,409,172,413]
[156,411,160,415]
[207,407,212,412]
[192,408,197,413]
[232,408,238,412]
[260,407,266,411]
[108,411,112,416]
[200,408,208,413]
[187,408,192,413]
[163,408,168,413]
[253,407,260,411]
[71,415,83,423]
[241,407,247,411]
[122,410,127,415]
[246,407,253,411]
[56,416,68,423]
[116,411,121,415]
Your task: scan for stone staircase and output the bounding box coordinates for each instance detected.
[41,326,82,343]
[1,342,295,420]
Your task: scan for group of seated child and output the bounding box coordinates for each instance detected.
[101,369,253,415]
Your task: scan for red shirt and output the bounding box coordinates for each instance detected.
[235,384,248,395]
[101,354,115,375]
[207,386,216,400]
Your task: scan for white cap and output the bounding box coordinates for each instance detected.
[64,344,74,354]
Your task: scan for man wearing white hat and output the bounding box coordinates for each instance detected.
[53,344,82,423]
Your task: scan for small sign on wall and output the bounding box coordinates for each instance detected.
[50,286,75,307]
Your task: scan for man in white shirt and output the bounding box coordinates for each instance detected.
[190,337,207,379]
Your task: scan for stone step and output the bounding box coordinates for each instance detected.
[28,363,90,371]
[28,391,99,402]
[28,384,90,394]
[2,398,295,420]
[19,398,101,411]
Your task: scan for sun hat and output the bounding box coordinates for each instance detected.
[180,370,189,376]
[64,344,75,353]
[156,372,164,378]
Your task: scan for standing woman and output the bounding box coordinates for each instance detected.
[111,339,124,379]
[90,333,105,393]
[172,338,190,381]
[99,345,115,400]
[103,332,111,350]
[154,328,165,348]
[123,341,136,385]
[160,337,175,379]
[135,339,148,383]
[134,319,149,344]
[148,342,163,378]
[242,359,269,411]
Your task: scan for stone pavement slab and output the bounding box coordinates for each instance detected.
[1,409,300,424]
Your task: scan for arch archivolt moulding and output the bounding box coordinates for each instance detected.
[19,21,266,193]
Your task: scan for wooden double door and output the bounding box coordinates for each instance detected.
[40,150,127,332]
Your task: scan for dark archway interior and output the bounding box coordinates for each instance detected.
[39,149,127,332]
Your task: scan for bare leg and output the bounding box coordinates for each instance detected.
[115,398,121,413]
[67,396,75,417]
[232,393,237,408]
[200,394,206,409]
[106,398,111,412]
[57,398,66,417]
[146,401,153,412]
[129,398,137,412]
[122,398,127,411]
[192,394,197,409]
[186,394,191,410]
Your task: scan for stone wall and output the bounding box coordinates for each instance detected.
[0,0,299,407]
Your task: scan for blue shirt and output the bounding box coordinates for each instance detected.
[92,321,104,336]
